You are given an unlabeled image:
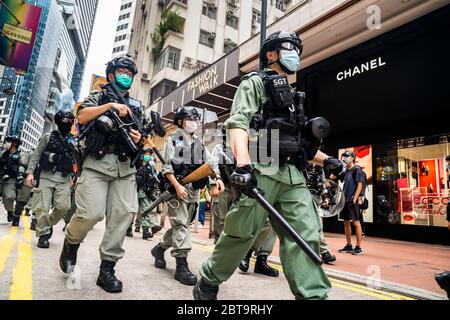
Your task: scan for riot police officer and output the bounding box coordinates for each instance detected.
[59,55,144,293]
[25,110,77,248]
[128,148,162,240]
[151,106,224,286]
[194,31,343,300]
[11,149,34,227]
[0,136,25,223]
[210,136,279,277]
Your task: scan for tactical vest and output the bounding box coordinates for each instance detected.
[171,133,208,190]
[249,70,307,163]
[0,150,21,178]
[39,131,74,177]
[84,91,144,162]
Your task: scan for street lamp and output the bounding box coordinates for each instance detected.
[0,77,16,96]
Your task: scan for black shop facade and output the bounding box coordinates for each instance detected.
[298,5,450,245]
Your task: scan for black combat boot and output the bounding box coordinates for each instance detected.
[435,271,450,299]
[59,238,80,274]
[96,260,123,293]
[238,250,253,273]
[254,255,279,277]
[142,227,152,240]
[193,278,219,300]
[174,257,197,286]
[30,218,37,231]
[7,211,13,222]
[151,225,163,234]
[322,251,337,265]
[11,202,25,227]
[126,226,133,237]
[37,234,51,249]
[151,243,167,269]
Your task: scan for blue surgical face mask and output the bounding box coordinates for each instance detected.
[115,74,133,90]
[279,50,301,73]
[342,157,352,165]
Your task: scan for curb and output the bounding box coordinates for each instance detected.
[190,237,448,301]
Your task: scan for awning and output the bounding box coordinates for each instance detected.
[151,49,241,124]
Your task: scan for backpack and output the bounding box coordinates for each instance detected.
[352,166,369,210]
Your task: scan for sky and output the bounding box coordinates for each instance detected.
[79,0,122,101]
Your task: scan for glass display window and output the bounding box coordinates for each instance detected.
[375,134,449,227]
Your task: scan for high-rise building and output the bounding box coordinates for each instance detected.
[112,0,137,58]
[9,0,63,150]
[128,0,304,108]
[69,0,98,102]
[2,0,98,150]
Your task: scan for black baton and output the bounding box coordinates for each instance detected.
[141,190,173,218]
[250,188,323,266]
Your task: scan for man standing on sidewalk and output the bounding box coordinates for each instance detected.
[338,151,365,256]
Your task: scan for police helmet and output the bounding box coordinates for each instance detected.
[54,109,75,126]
[173,106,201,127]
[106,54,138,77]
[5,135,21,146]
[260,31,303,68]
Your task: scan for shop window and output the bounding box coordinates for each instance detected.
[375,134,449,227]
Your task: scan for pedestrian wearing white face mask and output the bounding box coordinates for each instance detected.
[151,106,224,286]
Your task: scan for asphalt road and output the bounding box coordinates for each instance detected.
[0,212,410,300]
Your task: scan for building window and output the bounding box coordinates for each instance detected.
[119,13,131,21]
[252,9,261,24]
[149,79,178,104]
[225,15,239,29]
[154,46,181,74]
[116,23,128,31]
[120,2,132,10]
[202,2,217,19]
[199,29,215,48]
[272,0,286,11]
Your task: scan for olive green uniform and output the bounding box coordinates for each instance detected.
[210,144,278,256]
[136,189,158,229]
[0,150,25,213]
[159,128,219,258]
[65,91,138,262]
[199,72,331,300]
[27,134,72,237]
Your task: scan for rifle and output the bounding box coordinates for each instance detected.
[102,83,166,166]
[248,187,323,266]
[142,163,214,218]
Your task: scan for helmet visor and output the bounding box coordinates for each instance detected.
[279,41,302,55]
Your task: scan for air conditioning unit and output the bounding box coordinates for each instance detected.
[207,32,216,40]
[183,56,196,69]
[142,73,149,79]
[227,0,239,7]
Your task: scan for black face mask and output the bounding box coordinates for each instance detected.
[58,123,73,136]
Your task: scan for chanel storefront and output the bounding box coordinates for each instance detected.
[299,5,450,245]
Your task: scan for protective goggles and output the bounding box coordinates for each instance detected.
[278,41,302,55]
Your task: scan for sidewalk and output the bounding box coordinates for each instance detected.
[189,217,449,299]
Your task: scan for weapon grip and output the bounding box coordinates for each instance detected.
[250,188,323,266]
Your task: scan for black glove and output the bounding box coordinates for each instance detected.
[15,175,24,190]
[230,165,257,197]
[324,157,344,177]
